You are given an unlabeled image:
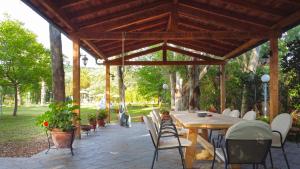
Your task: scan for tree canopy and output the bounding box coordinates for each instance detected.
[0,17,51,115]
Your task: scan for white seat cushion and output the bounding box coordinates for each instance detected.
[272,132,282,147]
[158,137,191,149]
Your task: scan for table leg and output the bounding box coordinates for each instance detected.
[185,128,198,169]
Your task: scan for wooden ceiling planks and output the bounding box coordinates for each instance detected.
[22,0,300,63]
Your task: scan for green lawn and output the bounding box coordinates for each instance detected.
[0,104,154,143]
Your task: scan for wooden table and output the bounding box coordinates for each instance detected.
[171,111,242,169]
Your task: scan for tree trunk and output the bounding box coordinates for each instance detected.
[240,47,260,116]
[40,81,46,105]
[175,71,189,111]
[13,85,18,116]
[169,72,176,110]
[188,64,200,111]
[49,25,65,102]
[117,66,125,105]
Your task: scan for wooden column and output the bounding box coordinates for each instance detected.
[106,64,111,123]
[220,65,226,112]
[269,38,279,122]
[72,37,81,139]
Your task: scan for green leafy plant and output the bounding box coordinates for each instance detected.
[36,101,79,131]
[97,109,108,120]
[257,116,270,123]
[87,113,96,122]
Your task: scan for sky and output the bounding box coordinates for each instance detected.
[0,0,97,68]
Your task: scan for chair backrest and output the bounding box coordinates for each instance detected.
[222,108,231,116]
[143,116,158,146]
[243,111,257,120]
[271,113,292,143]
[229,110,240,118]
[153,109,162,123]
[225,120,272,164]
[150,111,160,130]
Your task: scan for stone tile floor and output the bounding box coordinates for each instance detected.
[0,123,299,169]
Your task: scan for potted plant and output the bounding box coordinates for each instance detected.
[88,113,97,131]
[97,109,108,127]
[160,108,171,121]
[36,101,79,148]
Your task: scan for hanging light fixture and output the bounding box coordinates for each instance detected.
[80,54,88,66]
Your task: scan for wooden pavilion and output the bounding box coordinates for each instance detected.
[22,0,300,143]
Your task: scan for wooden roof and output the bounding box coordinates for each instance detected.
[22,0,300,65]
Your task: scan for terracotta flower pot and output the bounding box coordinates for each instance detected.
[97,119,105,127]
[51,129,74,148]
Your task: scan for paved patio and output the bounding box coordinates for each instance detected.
[0,123,299,169]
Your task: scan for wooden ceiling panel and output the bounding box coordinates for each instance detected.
[23,0,300,62]
[77,1,171,30]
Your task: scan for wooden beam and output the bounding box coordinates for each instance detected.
[165,45,222,62]
[79,1,171,30]
[72,37,81,139]
[105,64,111,123]
[269,38,279,122]
[220,65,226,112]
[82,40,107,60]
[169,41,225,56]
[223,9,300,60]
[178,5,270,32]
[224,39,262,60]
[70,0,130,19]
[77,31,273,40]
[60,0,90,9]
[32,0,108,60]
[37,0,75,31]
[111,18,168,32]
[222,0,287,17]
[271,9,300,31]
[107,46,163,63]
[107,60,224,66]
[180,0,272,28]
[105,41,163,57]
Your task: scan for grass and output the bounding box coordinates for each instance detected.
[0,104,155,143]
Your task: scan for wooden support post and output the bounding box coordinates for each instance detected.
[220,65,226,112]
[269,38,279,122]
[106,64,111,123]
[72,37,81,139]
[163,45,167,62]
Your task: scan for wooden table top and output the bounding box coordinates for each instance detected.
[171,111,243,129]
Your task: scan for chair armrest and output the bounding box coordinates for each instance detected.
[272,130,283,145]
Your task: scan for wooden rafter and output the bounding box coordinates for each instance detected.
[37,0,75,31]
[70,0,131,20]
[107,60,225,66]
[105,41,163,57]
[107,46,163,63]
[31,0,107,60]
[178,5,270,32]
[169,41,225,56]
[166,45,222,62]
[76,31,273,40]
[224,9,300,59]
[82,40,106,60]
[222,0,287,17]
[59,0,90,9]
[78,1,172,30]
[179,0,273,28]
